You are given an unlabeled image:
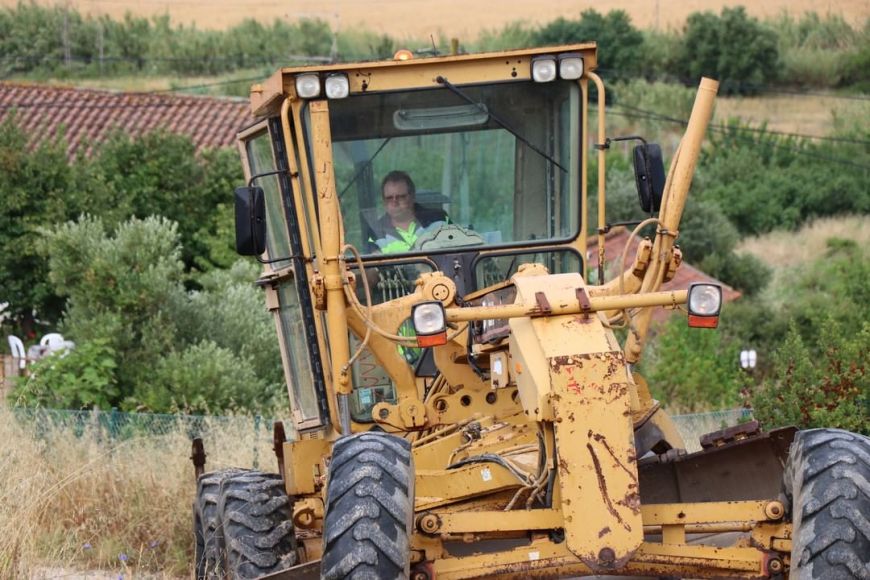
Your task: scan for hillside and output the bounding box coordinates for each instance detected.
[4,0,867,38]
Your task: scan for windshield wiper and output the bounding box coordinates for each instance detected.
[435,75,566,173]
[339,136,392,199]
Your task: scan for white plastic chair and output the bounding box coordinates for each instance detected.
[40,333,65,349]
[7,335,26,370]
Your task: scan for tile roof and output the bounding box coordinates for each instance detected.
[0,82,252,159]
[587,227,741,323]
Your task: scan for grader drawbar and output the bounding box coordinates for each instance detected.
[191,43,870,579]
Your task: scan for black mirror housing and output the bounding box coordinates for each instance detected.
[234,186,266,256]
[632,143,666,213]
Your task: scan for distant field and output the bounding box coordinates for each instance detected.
[4,0,867,38]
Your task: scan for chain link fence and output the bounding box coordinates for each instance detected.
[8,406,752,453]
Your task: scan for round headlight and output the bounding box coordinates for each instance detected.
[531,56,557,83]
[295,73,321,98]
[688,284,722,316]
[325,73,349,99]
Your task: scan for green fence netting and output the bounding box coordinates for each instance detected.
[8,406,752,452]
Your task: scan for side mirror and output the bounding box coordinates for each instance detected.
[234,186,266,256]
[632,143,666,213]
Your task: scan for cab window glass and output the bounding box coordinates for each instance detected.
[246,132,292,270]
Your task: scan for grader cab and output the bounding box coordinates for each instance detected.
[192,43,870,580]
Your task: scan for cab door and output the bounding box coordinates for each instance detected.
[238,119,328,431]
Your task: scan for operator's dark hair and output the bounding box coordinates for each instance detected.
[381,170,416,197]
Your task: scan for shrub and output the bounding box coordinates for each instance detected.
[676,7,779,95]
[643,313,744,412]
[14,339,118,409]
[751,320,868,434]
[532,10,644,81]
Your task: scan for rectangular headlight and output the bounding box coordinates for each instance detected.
[324,73,349,99]
[687,283,722,328]
[412,301,447,347]
[558,54,584,80]
[531,56,557,83]
[295,73,321,98]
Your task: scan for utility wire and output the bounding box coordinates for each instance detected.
[613,102,870,146]
[606,105,870,171]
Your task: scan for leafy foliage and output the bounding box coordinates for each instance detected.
[643,314,744,412]
[532,10,643,81]
[676,7,779,95]
[15,339,118,409]
[0,122,241,334]
[696,123,870,235]
[0,116,79,333]
[12,216,282,413]
[752,321,868,434]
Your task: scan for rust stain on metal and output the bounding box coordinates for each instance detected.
[598,526,611,538]
[590,431,638,484]
[587,442,630,532]
[559,458,570,475]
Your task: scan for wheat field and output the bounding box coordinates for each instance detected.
[4,0,868,38]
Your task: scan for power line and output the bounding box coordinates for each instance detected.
[613,102,870,147]
[607,104,870,171]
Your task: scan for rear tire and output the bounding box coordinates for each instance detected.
[194,468,243,580]
[321,432,414,580]
[785,428,870,579]
[216,469,298,579]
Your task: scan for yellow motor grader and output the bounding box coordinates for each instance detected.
[192,43,870,579]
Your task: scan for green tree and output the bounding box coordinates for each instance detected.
[0,117,77,334]
[677,7,779,95]
[532,10,644,80]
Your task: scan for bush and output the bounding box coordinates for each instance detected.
[14,339,118,409]
[26,215,283,413]
[751,320,868,434]
[143,341,278,413]
[676,7,779,95]
[532,10,644,81]
[643,314,744,412]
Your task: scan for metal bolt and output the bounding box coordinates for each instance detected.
[765,500,785,520]
[378,407,390,419]
[412,572,430,580]
[598,547,616,564]
[768,558,783,573]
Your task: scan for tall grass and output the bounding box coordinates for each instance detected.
[0,408,277,577]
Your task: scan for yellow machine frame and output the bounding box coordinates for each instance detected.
[236,44,794,579]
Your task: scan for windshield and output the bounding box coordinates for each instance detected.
[328,80,581,257]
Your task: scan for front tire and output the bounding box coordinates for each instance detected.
[785,428,870,579]
[321,432,414,580]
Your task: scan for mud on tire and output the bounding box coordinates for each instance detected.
[784,428,870,580]
[321,432,414,580]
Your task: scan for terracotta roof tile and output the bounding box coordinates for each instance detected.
[0,82,251,159]
[587,227,741,323]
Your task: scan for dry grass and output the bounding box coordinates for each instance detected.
[714,94,870,138]
[3,0,867,38]
[0,408,278,578]
[737,215,870,269]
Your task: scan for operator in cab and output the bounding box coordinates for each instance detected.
[365,170,448,254]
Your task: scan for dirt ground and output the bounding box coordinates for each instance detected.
[3,0,867,38]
